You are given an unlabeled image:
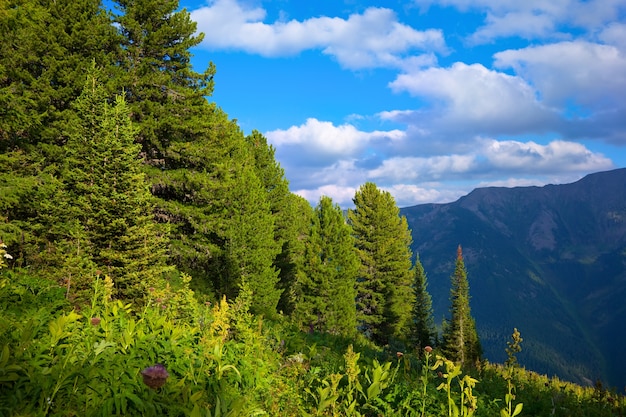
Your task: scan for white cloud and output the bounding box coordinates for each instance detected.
[414,0,626,43]
[480,138,614,172]
[599,23,626,51]
[494,41,626,110]
[191,0,446,69]
[293,184,359,208]
[468,11,558,44]
[266,118,404,164]
[388,62,558,136]
[368,155,477,182]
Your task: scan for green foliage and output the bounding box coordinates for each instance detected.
[1,270,625,416]
[50,72,173,301]
[501,329,524,417]
[294,196,359,337]
[411,254,437,351]
[441,245,481,367]
[349,182,414,345]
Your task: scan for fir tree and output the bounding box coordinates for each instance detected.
[58,73,173,300]
[411,254,437,351]
[348,182,414,345]
[441,245,481,366]
[294,196,359,337]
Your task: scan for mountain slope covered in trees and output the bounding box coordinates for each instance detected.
[1,1,625,414]
[401,168,626,387]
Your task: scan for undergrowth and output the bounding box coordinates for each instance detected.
[0,263,624,416]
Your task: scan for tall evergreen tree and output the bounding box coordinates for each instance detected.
[294,196,359,337]
[222,144,282,318]
[348,182,414,345]
[441,245,481,366]
[0,0,120,266]
[245,130,307,315]
[55,73,173,300]
[411,254,437,351]
[0,0,120,149]
[113,0,214,161]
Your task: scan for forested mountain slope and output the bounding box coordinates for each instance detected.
[401,168,626,387]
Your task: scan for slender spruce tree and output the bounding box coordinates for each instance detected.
[294,196,359,336]
[441,245,481,366]
[348,182,414,345]
[245,130,307,315]
[57,72,173,300]
[411,254,437,351]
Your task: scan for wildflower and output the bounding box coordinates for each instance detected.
[90,317,101,326]
[424,346,433,353]
[141,364,169,389]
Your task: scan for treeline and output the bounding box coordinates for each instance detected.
[1,0,479,360]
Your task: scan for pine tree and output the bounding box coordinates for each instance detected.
[0,0,120,149]
[411,254,437,351]
[113,0,214,161]
[294,196,358,336]
[441,245,481,366]
[348,182,414,345]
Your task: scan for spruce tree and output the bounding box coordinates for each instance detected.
[348,182,414,345]
[411,254,437,351]
[441,245,481,366]
[0,0,120,267]
[294,196,358,337]
[57,73,173,300]
[222,144,282,318]
[245,130,306,315]
[0,0,120,149]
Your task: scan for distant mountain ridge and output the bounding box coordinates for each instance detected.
[400,168,626,387]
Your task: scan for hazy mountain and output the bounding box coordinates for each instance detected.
[401,168,626,387]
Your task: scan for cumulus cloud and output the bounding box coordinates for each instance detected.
[494,41,626,111]
[599,23,626,51]
[190,0,446,69]
[388,62,559,136]
[266,118,404,165]
[479,138,614,172]
[264,114,613,208]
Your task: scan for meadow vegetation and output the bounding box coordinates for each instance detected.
[1,259,623,416]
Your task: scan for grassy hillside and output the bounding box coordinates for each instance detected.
[1,270,624,416]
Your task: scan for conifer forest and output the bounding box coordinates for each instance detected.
[0,0,624,415]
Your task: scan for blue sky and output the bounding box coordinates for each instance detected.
[179,0,626,208]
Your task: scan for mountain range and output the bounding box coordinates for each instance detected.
[400,168,626,388]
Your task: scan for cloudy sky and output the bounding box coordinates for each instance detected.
[181,0,626,208]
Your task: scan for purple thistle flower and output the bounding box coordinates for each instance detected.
[141,364,169,389]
